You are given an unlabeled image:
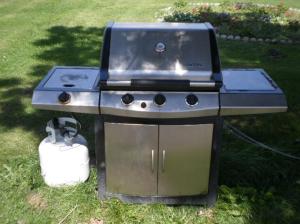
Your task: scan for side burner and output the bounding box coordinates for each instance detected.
[32,66,100,114]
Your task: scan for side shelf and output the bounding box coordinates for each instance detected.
[220,69,288,116]
[32,66,101,114]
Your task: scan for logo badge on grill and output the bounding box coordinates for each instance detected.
[155,42,166,53]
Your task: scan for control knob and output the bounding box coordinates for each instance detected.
[186,94,198,106]
[58,91,71,104]
[121,93,134,105]
[154,94,166,106]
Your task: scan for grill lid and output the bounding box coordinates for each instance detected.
[100,22,221,88]
[43,67,99,90]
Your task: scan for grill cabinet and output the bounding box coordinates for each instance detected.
[32,22,287,205]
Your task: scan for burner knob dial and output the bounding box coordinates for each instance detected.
[154,94,166,106]
[58,91,71,104]
[186,94,198,106]
[121,93,134,105]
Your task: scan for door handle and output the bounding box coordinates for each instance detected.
[151,150,155,173]
[162,150,166,172]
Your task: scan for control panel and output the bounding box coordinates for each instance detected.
[100,91,219,118]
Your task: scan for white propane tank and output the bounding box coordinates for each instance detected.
[38,117,90,187]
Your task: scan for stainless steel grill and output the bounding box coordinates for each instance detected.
[32,22,287,205]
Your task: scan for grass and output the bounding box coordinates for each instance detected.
[0,0,300,223]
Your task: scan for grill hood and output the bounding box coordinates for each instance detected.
[100,22,222,90]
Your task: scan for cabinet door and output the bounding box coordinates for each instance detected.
[158,124,214,196]
[105,123,158,196]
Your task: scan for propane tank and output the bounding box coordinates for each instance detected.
[38,117,90,187]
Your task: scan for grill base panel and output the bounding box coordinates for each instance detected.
[95,116,223,205]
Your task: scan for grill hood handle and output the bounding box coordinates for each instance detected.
[101,79,221,91]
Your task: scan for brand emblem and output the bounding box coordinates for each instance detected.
[155,42,166,53]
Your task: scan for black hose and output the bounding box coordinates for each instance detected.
[224,121,300,160]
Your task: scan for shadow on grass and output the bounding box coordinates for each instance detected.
[218,41,300,223]
[219,130,300,223]
[0,26,105,159]
[0,25,299,223]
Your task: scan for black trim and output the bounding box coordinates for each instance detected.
[206,23,221,74]
[213,72,223,89]
[103,192,214,205]
[100,22,113,81]
[206,117,223,205]
[95,116,106,199]
[206,23,222,88]
[132,79,190,89]
[103,115,217,125]
[100,80,220,92]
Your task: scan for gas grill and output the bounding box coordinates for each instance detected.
[32,22,287,205]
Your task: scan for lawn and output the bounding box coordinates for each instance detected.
[0,0,300,223]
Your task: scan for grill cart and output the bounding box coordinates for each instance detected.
[32,22,287,205]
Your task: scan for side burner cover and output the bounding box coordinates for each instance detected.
[220,69,287,116]
[222,70,275,91]
[43,67,100,90]
[32,66,100,114]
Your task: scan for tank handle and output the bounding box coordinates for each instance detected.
[46,119,58,143]
[46,117,81,144]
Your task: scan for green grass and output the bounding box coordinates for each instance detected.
[0,0,300,223]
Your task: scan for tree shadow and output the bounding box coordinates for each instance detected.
[219,131,300,223]
[0,26,105,161]
[32,26,104,67]
[0,25,299,223]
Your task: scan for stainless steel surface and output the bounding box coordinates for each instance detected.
[37,66,100,91]
[32,91,99,114]
[220,106,287,116]
[189,82,216,88]
[106,80,131,86]
[105,123,158,196]
[222,69,275,91]
[100,91,219,118]
[220,68,288,116]
[108,22,212,81]
[158,124,213,196]
[32,67,100,114]
[162,150,166,172]
[104,122,214,197]
[151,150,155,173]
